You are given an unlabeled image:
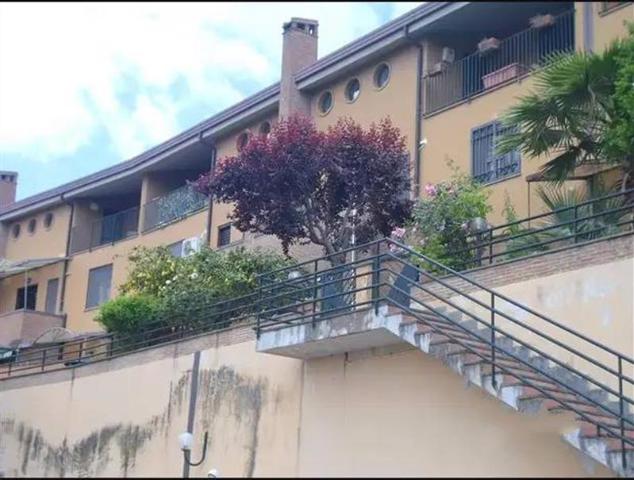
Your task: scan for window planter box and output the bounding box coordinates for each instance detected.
[482,62,526,89]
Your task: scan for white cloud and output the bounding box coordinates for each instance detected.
[0,2,422,163]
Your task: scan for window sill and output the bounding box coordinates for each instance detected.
[476,172,522,187]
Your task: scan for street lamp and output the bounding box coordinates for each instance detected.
[179,431,209,467]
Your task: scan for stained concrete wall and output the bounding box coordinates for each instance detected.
[0,327,613,478]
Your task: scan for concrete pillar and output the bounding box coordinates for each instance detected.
[279,17,319,119]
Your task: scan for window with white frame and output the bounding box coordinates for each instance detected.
[471,121,521,185]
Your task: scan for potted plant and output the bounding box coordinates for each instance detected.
[529,13,555,29]
[478,37,500,54]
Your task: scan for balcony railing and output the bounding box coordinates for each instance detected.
[141,184,208,232]
[424,9,574,115]
[69,206,139,254]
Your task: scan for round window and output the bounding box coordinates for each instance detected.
[44,212,54,229]
[318,91,333,115]
[259,121,271,137]
[27,218,36,234]
[11,224,20,239]
[345,78,361,102]
[236,132,249,152]
[374,63,391,89]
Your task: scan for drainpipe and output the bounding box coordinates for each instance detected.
[405,26,424,199]
[59,193,75,326]
[198,132,216,246]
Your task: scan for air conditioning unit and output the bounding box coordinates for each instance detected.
[182,236,201,257]
[441,46,455,63]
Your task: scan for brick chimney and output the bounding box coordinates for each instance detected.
[0,171,17,209]
[279,17,318,119]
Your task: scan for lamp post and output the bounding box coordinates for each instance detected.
[179,431,209,474]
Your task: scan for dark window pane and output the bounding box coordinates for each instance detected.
[471,120,521,185]
[15,285,38,310]
[217,225,231,247]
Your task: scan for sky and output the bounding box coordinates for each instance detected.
[0,2,421,201]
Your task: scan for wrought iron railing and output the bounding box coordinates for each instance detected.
[424,9,574,114]
[69,206,139,254]
[142,184,208,232]
[453,188,634,271]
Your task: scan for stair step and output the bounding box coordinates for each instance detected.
[579,422,634,440]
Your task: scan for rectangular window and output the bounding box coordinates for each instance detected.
[15,284,38,310]
[217,224,231,248]
[85,264,113,309]
[471,121,521,185]
[167,240,183,257]
[45,278,59,314]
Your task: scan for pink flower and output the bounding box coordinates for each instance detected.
[391,227,406,238]
[424,183,437,197]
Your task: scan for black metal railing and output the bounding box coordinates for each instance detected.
[69,206,139,254]
[424,9,574,114]
[2,235,633,470]
[142,184,207,232]
[454,188,634,271]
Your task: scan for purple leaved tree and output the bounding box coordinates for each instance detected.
[194,115,413,264]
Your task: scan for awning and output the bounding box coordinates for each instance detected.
[0,256,67,279]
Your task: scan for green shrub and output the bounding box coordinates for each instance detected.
[95,295,162,340]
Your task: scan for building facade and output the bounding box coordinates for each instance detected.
[0,1,632,345]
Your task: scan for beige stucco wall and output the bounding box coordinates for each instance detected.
[593,2,634,52]
[312,45,420,176]
[2,204,71,261]
[0,333,303,477]
[298,346,610,477]
[0,328,613,477]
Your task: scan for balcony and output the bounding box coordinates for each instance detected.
[141,183,207,232]
[69,206,139,254]
[0,309,65,347]
[424,9,574,115]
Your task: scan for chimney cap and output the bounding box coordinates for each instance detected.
[0,171,17,182]
[283,17,319,35]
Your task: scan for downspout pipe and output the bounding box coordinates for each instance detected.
[198,132,216,246]
[59,192,75,326]
[405,26,424,199]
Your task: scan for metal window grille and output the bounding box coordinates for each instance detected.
[85,264,113,309]
[471,121,521,185]
[217,225,231,248]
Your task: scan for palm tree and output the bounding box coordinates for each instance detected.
[497,40,632,189]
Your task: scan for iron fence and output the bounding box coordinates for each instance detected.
[142,184,208,232]
[69,206,139,254]
[454,188,634,271]
[424,9,574,114]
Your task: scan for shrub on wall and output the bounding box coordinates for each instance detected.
[100,245,296,339]
[403,167,492,272]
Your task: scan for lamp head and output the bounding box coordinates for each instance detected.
[178,432,193,451]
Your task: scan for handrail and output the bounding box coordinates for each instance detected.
[385,238,634,366]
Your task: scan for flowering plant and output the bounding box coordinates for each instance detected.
[405,168,492,271]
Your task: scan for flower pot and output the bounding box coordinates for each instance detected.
[477,37,500,54]
[482,62,525,89]
[529,13,555,29]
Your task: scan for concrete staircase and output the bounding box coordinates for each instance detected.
[385,305,634,477]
